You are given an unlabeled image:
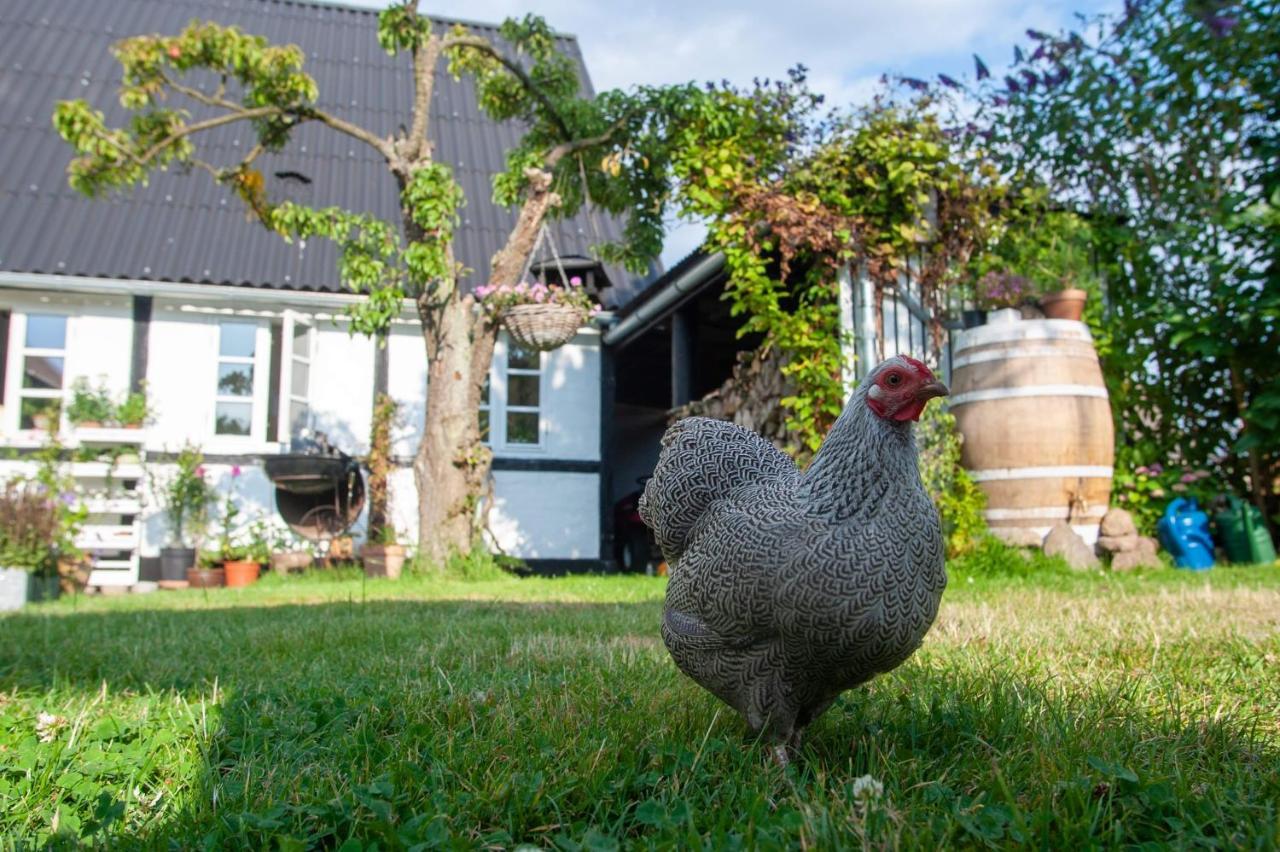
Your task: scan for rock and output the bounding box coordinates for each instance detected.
[1100,508,1138,538]
[1136,536,1159,557]
[1096,534,1138,553]
[1112,548,1162,571]
[1042,522,1100,570]
[992,527,1047,548]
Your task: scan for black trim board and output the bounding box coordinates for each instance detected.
[520,558,616,576]
[129,296,151,394]
[491,457,600,473]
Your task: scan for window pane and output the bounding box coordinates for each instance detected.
[219,323,257,358]
[25,315,66,350]
[23,356,63,389]
[292,323,310,357]
[290,359,309,397]
[506,411,538,444]
[215,402,253,435]
[481,375,490,405]
[508,345,539,370]
[20,397,59,430]
[478,408,489,442]
[508,374,540,407]
[289,400,310,436]
[217,362,254,397]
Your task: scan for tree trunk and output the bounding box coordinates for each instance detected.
[407,166,556,566]
[414,289,497,565]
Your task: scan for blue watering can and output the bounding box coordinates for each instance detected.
[1156,498,1215,570]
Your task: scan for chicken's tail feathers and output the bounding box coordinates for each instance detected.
[640,417,800,564]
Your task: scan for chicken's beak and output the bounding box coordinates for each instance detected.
[916,380,949,403]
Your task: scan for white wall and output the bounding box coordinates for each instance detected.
[0,292,133,437]
[488,470,600,559]
[0,283,606,563]
[309,324,375,455]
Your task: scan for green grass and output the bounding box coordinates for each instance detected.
[1,563,1278,848]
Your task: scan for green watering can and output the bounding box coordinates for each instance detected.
[1214,496,1277,565]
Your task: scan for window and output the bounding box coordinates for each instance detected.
[504,343,541,446]
[215,322,257,436]
[287,319,312,438]
[478,374,491,444]
[19,314,67,430]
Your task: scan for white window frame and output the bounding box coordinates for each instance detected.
[210,319,271,443]
[10,312,69,433]
[278,310,314,445]
[488,333,544,452]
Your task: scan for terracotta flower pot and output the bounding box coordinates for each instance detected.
[186,567,224,588]
[270,550,312,576]
[362,544,406,580]
[224,560,261,588]
[1039,288,1088,321]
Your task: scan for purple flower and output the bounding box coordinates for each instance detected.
[59,491,77,506]
[195,465,205,478]
[1180,472,1196,483]
[973,54,990,80]
[1203,14,1238,37]
[937,73,962,89]
[901,76,930,92]
[231,465,242,478]
[1026,28,1049,41]
[569,276,583,287]
[1135,465,1150,475]
[1005,75,1022,94]
[1149,463,1164,475]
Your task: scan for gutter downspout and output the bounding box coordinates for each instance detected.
[602,252,725,349]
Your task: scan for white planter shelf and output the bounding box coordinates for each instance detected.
[67,434,147,590]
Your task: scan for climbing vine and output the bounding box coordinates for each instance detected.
[673,83,1008,457]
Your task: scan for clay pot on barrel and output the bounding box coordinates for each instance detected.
[950,319,1114,546]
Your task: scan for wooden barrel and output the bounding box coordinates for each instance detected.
[950,319,1114,546]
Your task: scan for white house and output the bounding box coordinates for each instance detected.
[0,0,644,580]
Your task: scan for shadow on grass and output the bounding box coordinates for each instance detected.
[1,597,1276,848]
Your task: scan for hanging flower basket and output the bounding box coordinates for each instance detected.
[501,303,586,352]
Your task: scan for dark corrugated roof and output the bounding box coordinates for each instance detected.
[0,0,643,305]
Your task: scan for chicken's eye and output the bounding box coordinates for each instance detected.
[886,373,902,386]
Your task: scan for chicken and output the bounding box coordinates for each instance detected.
[639,355,949,762]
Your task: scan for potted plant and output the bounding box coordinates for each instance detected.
[362,525,407,580]
[0,482,69,610]
[189,550,225,588]
[66,377,115,429]
[476,276,599,352]
[115,385,151,429]
[1039,281,1089,321]
[974,271,1037,325]
[269,525,312,575]
[361,393,405,579]
[212,468,260,588]
[154,445,211,588]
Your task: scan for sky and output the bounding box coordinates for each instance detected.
[327,0,1120,265]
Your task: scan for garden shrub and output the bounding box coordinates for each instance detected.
[917,401,987,557]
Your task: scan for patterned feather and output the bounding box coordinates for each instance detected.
[642,357,947,751]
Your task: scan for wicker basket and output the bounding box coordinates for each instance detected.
[501,303,585,351]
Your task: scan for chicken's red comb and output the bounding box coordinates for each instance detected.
[900,355,934,379]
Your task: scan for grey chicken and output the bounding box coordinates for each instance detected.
[639,356,949,762]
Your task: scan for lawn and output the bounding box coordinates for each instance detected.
[1,564,1278,848]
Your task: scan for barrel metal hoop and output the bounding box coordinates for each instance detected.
[983,506,1109,520]
[955,320,1093,351]
[969,465,1114,482]
[952,346,1097,368]
[950,384,1109,406]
